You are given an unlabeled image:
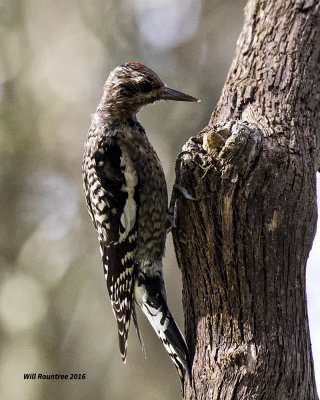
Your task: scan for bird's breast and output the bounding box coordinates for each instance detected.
[120,125,168,262]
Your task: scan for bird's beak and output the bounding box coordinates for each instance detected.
[160,86,200,102]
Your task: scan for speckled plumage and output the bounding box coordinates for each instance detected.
[82,63,198,391]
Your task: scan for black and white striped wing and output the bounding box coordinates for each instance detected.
[85,141,139,362]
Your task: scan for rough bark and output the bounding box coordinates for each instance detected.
[171,1,320,399]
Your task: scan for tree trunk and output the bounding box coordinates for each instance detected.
[171,1,320,399]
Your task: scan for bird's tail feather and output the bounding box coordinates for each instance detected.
[141,300,191,390]
[132,302,146,357]
[134,271,191,393]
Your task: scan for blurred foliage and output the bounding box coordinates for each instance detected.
[3,0,318,399]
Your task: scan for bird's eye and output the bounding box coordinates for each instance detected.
[139,81,153,93]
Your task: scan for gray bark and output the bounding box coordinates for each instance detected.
[172,1,320,399]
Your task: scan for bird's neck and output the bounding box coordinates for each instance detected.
[97,102,139,125]
[97,91,141,124]
[92,104,141,135]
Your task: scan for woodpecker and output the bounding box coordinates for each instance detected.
[82,62,199,391]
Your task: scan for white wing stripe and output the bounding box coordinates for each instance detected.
[118,148,138,243]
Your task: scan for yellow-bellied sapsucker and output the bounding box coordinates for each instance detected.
[82,62,199,391]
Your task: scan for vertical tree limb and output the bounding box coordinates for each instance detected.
[172,1,320,398]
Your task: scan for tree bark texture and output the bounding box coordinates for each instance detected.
[172,1,320,399]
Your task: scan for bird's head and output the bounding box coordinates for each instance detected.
[100,62,199,121]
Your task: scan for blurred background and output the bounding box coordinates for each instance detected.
[0,0,319,399]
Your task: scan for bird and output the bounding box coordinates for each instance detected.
[82,62,199,391]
